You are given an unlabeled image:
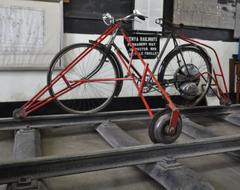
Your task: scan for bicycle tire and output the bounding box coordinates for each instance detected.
[158,45,212,106]
[148,109,182,144]
[47,43,122,114]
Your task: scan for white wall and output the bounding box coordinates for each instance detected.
[0,33,237,102]
[0,0,238,103]
[134,0,163,31]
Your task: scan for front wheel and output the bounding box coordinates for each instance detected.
[47,43,121,114]
[149,109,182,144]
[158,45,212,106]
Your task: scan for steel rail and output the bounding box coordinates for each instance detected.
[96,121,214,190]
[0,105,240,131]
[1,134,240,184]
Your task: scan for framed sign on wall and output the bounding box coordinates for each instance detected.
[0,0,63,70]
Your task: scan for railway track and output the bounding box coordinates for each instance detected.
[1,105,240,190]
[0,105,239,130]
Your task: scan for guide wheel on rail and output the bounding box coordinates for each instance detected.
[149,109,182,144]
[12,108,27,120]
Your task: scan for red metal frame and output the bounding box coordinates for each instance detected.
[179,35,230,103]
[15,21,230,131]
[121,30,179,120]
[17,23,121,117]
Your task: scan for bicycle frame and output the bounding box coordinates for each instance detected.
[178,35,230,103]
[118,31,185,79]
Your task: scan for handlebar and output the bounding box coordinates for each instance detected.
[102,10,147,26]
[155,18,198,31]
[155,18,184,29]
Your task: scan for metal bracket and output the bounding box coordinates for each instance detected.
[158,157,183,170]
[10,178,38,190]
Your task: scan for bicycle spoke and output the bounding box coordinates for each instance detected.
[48,44,119,114]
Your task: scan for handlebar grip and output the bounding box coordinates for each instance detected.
[155,18,162,25]
[137,14,146,21]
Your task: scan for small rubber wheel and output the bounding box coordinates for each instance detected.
[149,109,182,144]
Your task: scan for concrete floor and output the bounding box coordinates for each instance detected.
[1,117,240,189]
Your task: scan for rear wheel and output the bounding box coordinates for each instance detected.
[47,43,121,114]
[158,46,212,106]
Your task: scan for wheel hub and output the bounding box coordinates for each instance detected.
[164,125,176,136]
[148,109,183,144]
[174,64,201,100]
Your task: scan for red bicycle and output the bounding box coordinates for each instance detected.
[13,10,230,144]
